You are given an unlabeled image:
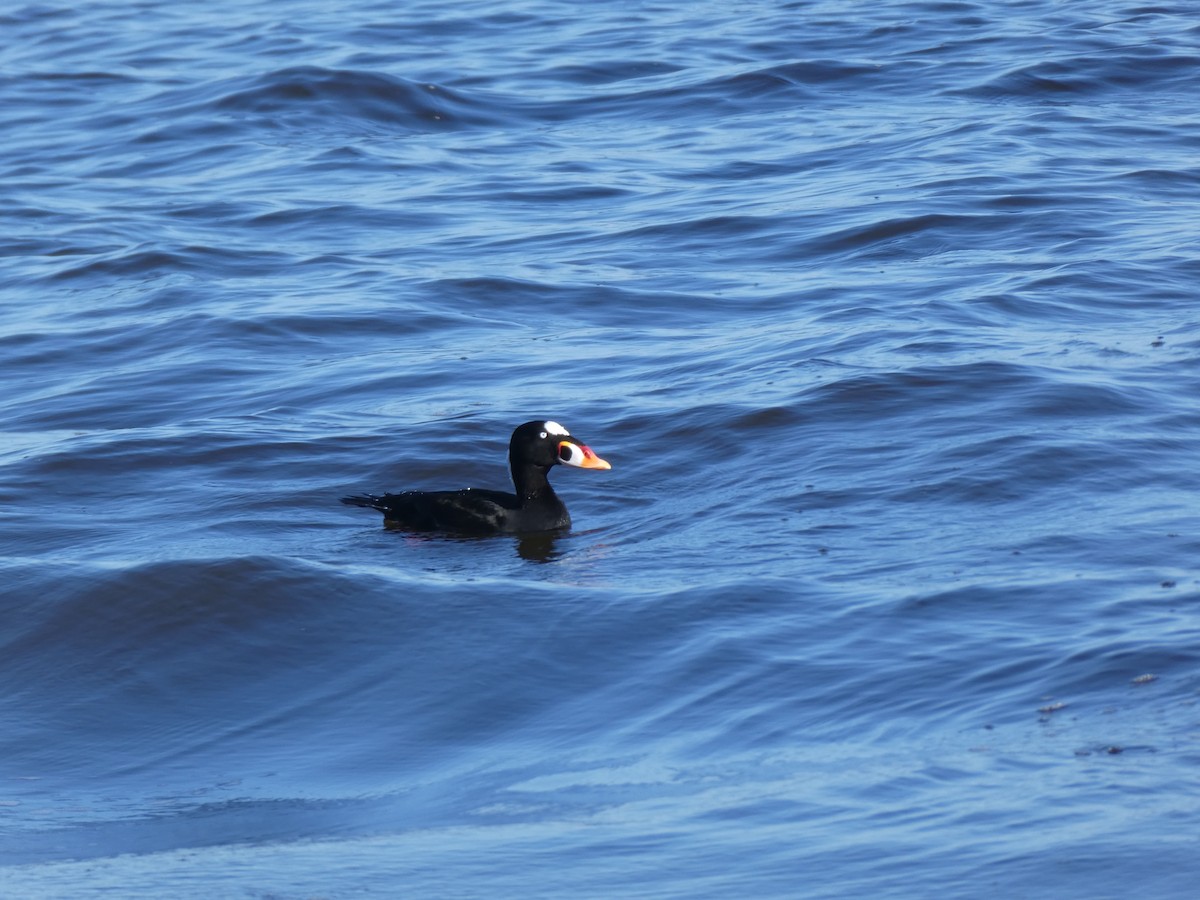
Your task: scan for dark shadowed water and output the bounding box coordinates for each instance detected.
[2,0,1199,896]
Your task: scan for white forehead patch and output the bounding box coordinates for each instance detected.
[543,420,569,436]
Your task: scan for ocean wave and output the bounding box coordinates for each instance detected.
[210,65,514,131]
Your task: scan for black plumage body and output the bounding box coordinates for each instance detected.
[340,486,569,534]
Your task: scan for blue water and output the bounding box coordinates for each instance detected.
[3,0,1200,896]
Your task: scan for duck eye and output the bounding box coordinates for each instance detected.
[539,431,547,439]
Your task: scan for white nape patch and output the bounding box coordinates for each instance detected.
[543,420,570,436]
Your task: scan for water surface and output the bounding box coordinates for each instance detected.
[2,0,1199,896]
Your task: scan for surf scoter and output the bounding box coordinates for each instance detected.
[341,420,610,534]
